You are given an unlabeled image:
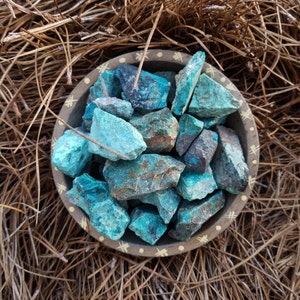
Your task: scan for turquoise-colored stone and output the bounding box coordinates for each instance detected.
[89,108,146,161]
[129,205,167,245]
[202,115,227,129]
[176,114,204,156]
[115,64,170,111]
[155,71,176,103]
[83,97,134,130]
[103,154,185,200]
[82,102,98,131]
[184,129,218,173]
[130,108,179,153]
[188,73,241,118]
[140,188,181,224]
[94,97,134,120]
[211,125,249,194]
[89,70,122,101]
[66,174,130,240]
[175,167,218,201]
[52,128,92,178]
[171,51,205,116]
[168,190,225,241]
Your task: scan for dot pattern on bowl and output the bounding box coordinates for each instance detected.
[52,49,260,257]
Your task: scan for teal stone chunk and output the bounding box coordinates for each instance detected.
[66,173,109,215]
[103,154,185,200]
[89,70,122,101]
[175,167,218,201]
[202,115,227,129]
[89,108,146,161]
[115,64,170,111]
[211,125,249,194]
[129,205,167,245]
[184,129,218,173]
[171,51,205,116]
[52,128,92,178]
[130,108,179,153]
[176,114,204,156]
[83,97,134,131]
[66,174,130,240]
[94,97,134,120]
[168,190,225,241]
[188,73,241,118]
[82,102,97,131]
[140,188,181,224]
[155,71,176,104]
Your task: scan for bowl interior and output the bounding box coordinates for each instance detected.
[52,50,259,256]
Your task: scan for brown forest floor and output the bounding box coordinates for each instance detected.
[0,1,300,299]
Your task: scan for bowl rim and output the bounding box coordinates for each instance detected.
[51,49,260,257]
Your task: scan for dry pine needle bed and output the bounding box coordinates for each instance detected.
[0,1,299,299]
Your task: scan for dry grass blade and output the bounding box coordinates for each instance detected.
[0,0,299,299]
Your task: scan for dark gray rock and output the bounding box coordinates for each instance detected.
[211,125,249,194]
[168,190,225,241]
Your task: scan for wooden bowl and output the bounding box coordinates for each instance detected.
[51,50,259,257]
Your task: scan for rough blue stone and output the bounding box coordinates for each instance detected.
[184,129,218,173]
[140,188,181,224]
[52,128,92,178]
[155,71,176,104]
[89,70,122,101]
[171,51,205,116]
[168,190,225,241]
[130,108,179,153]
[175,167,218,201]
[188,73,241,118]
[211,125,249,194]
[202,115,227,129]
[66,173,130,240]
[129,205,167,245]
[176,114,204,156]
[115,64,170,111]
[83,97,134,130]
[103,154,185,200]
[89,108,146,161]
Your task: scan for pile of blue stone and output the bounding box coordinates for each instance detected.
[52,51,249,245]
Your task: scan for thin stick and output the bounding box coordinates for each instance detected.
[133,3,164,87]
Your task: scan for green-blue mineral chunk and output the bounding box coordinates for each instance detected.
[176,114,204,156]
[184,129,218,173]
[140,188,181,224]
[66,173,109,215]
[94,97,134,120]
[83,97,134,131]
[89,70,122,101]
[130,108,179,153]
[129,205,167,245]
[211,125,249,194]
[202,115,227,129]
[168,190,225,241]
[66,173,130,240]
[115,64,170,111]
[52,128,92,178]
[103,154,185,200]
[82,102,98,131]
[89,108,146,161]
[175,167,218,201]
[171,51,205,116]
[188,73,241,118]
[155,71,176,104]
